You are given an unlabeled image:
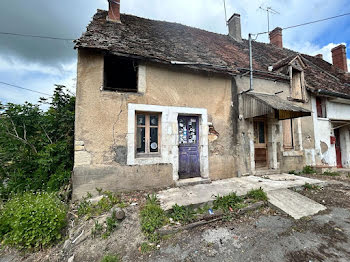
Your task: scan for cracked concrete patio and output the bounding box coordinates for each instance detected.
[158,174,327,219]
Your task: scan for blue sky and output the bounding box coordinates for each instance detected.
[0,0,349,105]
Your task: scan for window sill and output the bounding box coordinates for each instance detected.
[317,117,329,121]
[282,150,304,157]
[287,97,306,103]
[135,153,161,159]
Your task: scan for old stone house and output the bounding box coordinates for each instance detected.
[73,0,350,199]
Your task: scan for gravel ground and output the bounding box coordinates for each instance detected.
[138,180,350,262]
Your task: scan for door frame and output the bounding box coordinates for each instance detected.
[178,115,201,179]
[253,118,269,169]
[334,129,343,168]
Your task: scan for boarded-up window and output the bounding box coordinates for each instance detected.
[283,119,294,149]
[316,97,327,118]
[292,69,303,100]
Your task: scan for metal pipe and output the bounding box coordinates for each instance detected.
[249,33,254,91]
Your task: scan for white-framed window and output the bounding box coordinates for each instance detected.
[135,112,161,157]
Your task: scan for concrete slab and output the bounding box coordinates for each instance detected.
[158,174,325,210]
[267,189,327,219]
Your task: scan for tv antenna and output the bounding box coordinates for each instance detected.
[223,0,228,26]
[259,6,280,34]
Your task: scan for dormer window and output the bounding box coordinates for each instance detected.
[104,55,138,92]
[291,68,304,100]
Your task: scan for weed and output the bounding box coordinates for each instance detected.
[91,221,103,238]
[196,203,211,214]
[246,188,268,202]
[101,254,120,262]
[213,192,243,211]
[322,171,340,177]
[169,204,196,224]
[140,195,167,243]
[96,188,103,195]
[140,242,156,253]
[302,166,316,174]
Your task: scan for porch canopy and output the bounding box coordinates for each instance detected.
[243,92,311,120]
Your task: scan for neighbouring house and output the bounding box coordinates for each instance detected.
[72,0,350,199]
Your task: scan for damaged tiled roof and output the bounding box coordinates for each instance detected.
[75,10,350,96]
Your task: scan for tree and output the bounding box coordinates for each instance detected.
[0,85,75,199]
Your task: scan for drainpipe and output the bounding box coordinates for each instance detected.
[249,33,254,92]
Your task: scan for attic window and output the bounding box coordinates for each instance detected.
[104,56,138,92]
[291,68,303,100]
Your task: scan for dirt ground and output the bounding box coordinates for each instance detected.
[1,175,350,262]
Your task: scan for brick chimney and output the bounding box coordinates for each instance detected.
[315,54,323,59]
[331,44,348,72]
[107,0,121,23]
[227,14,242,42]
[269,27,283,48]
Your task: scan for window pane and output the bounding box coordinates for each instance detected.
[136,127,145,153]
[259,122,265,143]
[150,127,158,152]
[178,118,187,144]
[188,118,197,144]
[137,114,145,125]
[150,115,158,126]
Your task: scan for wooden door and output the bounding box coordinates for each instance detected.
[178,116,200,179]
[334,129,342,168]
[254,120,268,169]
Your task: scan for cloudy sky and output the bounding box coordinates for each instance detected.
[0,0,349,105]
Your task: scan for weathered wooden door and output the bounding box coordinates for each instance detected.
[254,120,268,169]
[334,129,342,168]
[178,116,200,179]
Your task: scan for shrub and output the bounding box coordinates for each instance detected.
[322,171,340,177]
[101,254,120,262]
[213,193,243,211]
[246,188,268,202]
[302,166,316,174]
[169,204,196,224]
[0,192,67,250]
[140,195,167,242]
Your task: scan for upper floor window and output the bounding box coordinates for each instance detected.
[316,97,327,118]
[104,55,138,92]
[282,119,294,150]
[291,68,303,100]
[136,113,161,156]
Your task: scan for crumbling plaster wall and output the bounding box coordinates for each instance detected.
[74,49,234,198]
[233,76,314,173]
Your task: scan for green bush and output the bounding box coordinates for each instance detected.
[246,188,268,202]
[302,166,316,174]
[101,254,120,262]
[213,193,243,211]
[0,192,67,250]
[140,195,167,242]
[322,171,340,177]
[169,204,196,224]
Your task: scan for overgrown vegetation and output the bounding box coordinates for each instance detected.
[91,211,119,239]
[246,188,268,202]
[169,204,196,224]
[0,192,67,250]
[303,183,320,190]
[213,192,244,211]
[77,190,126,219]
[0,86,75,200]
[101,254,121,262]
[302,166,316,174]
[140,194,168,243]
[322,171,340,177]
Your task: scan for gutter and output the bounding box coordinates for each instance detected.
[307,87,350,100]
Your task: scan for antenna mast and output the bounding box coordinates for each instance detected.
[259,6,280,34]
[223,0,228,26]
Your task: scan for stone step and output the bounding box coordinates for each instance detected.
[267,189,326,219]
[175,177,211,187]
[254,169,281,177]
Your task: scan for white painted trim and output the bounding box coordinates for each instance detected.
[127,103,209,181]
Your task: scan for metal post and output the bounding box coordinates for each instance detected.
[249,33,254,91]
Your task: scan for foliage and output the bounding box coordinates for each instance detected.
[196,203,211,214]
[302,166,316,174]
[0,192,67,250]
[77,191,126,219]
[169,204,196,224]
[322,171,340,177]
[91,211,119,239]
[302,183,320,190]
[0,86,75,200]
[246,188,268,202]
[213,192,243,211]
[140,195,167,242]
[101,254,121,262]
[140,242,156,253]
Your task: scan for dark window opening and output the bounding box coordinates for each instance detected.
[104,56,138,92]
[316,97,327,118]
